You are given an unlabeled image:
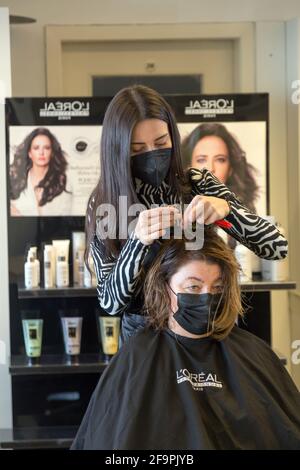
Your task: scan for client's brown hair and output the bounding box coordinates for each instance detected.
[143,228,243,340]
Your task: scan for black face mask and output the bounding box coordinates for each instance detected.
[131,148,172,187]
[171,289,224,335]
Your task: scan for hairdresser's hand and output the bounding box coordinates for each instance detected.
[134,206,181,245]
[183,195,230,228]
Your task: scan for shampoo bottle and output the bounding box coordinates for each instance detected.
[24,253,36,288]
[56,254,69,287]
[234,243,252,282]
[44,245,54,288]
[262,222,288,281]
[30,247,40,287]
[72,232,86,285]
[77,249,85,287]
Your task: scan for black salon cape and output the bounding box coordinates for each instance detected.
[71,326,300,450]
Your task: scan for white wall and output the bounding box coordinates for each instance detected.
[1,0,300,97]
[255,22,292,373]
[0,7,12,428]
[286,18,300,388]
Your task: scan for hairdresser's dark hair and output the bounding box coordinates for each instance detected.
[10,127,69,206]
[181,123,259,212]
[85,85,190,262]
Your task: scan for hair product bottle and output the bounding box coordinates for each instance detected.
[234,243,252,282]
[97,314,120,361]
[59,310,83,356]
[77,249,85,287]
[29,247,40,287]
[262,222,288,281]
[56,254,69,287]
[21,311,43,359]
[24,252,37,288]
[44,245,54,288]
[84,255,97,287]
[72,232,86,286]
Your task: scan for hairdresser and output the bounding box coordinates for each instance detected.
[85,85,287,343]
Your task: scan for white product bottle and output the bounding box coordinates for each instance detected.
[44,246,54,288]
[56,255,69,287]
[30,247,40,287]
[84,261,92,288]
[251,252,261,277]
[72,232,86,285]
[77,249,85,287]
[234,243,252,283]
[91,256,97,287]
[24,254,37,288]
[261,222,288,281]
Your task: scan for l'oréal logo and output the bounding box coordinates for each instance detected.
[39,101,90,120]
[176,368,223,391]
[185,98,234,117]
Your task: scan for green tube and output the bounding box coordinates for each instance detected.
[22,319,43,358]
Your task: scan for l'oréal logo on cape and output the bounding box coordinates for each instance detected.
[39,101,90,120]
[176,368,223,391]
[184,98,234,117]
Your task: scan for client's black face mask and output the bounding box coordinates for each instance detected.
[171,290,224,335]
[131,148,172,187]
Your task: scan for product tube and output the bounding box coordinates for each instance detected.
[59,310,83,356]
[98,315,120,358]
[72,232,86,286]
[21,311,43,358]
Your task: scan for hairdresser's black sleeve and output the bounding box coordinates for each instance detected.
[90,232,151,315]
[189,168,288,260]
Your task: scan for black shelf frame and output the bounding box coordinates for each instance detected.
[9,353,109,376]
[18,286,97,299]
[17,281,297,298]
[0,426,77,449]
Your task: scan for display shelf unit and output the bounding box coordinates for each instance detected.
[9,353,109,376]
[18,286,97,299]
[0,426,77,449]
[10,280,296,379]
[4,280,297,451]
[18,280,297,298]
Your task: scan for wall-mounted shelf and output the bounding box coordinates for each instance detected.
[10,353,109,376]
[240,280,297,292]
[18,286,97,299]
[18,280,297,298]
[10,346,288,377]
[0,426,76,449]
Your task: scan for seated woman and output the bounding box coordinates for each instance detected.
[71,229,300,450]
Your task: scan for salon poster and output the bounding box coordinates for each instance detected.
[6,97,110,217]
[6,94,268,217]
[165,93,269,216]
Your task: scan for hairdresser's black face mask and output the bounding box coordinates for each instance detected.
[170,288,224,335]
[131,147,172,187]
